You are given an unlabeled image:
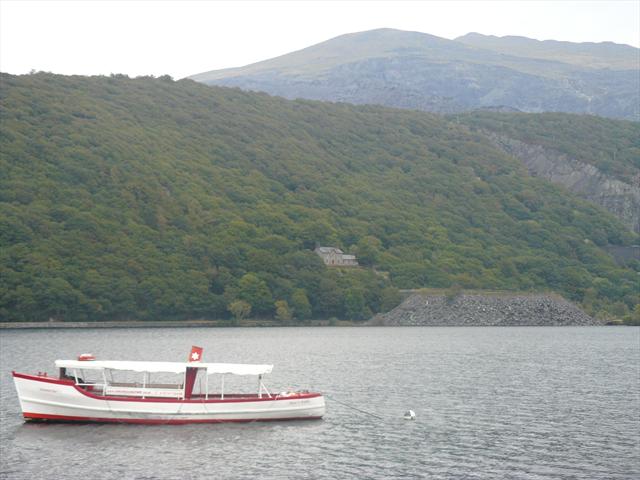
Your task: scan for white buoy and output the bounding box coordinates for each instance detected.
[403,410,416,420]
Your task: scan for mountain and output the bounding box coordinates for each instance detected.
[0,73,638,323]
[190,28,640,121]
[456,33,639,70]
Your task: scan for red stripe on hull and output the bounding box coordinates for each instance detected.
[12,371,74,386]
[13,372,322,404]
[73,387,321,404]
[23,412,323,425]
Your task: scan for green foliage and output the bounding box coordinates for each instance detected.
[0,73,638,322]
[379,286,402,312]
[274,300,292,322]
[621,305,640,326]
[290,289,312,320]
[235,273,273,316]
[228,300,251,320]
[343,288,369,320]
[355,236,382,266]
[457,111,640,182]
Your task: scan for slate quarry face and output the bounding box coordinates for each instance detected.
[484,133,640,234]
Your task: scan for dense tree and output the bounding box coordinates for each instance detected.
[274,300,292,322]
[0,73,637,322]
[228,300,251,320]
[355,236,383,266]
[235,273,274,316]
[456,111,640,182]
[379,287,402,312]
[290,289,312,320]
[343,288,369,321]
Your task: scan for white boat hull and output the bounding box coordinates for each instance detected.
[13,373,325,424]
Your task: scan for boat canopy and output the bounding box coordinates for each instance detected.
[55,360,273,376]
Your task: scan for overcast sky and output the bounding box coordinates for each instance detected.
[1,1,638,79]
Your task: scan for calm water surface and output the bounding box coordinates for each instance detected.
[1,326,638,479]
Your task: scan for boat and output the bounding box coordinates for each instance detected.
[12,346,325,424]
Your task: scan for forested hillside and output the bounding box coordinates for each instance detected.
[0,73,637,322]
[455,111,640,235]
[456,111,640,182]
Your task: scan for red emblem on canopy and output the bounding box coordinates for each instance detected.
[188,346,203,362]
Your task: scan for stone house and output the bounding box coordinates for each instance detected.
[314,246,358,267]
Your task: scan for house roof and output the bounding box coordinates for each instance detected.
[315,246,344,254]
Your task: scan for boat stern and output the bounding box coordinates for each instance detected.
[277,392,326,420]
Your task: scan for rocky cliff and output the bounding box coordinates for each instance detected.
[487,133,640,233]
[370,293,599,326]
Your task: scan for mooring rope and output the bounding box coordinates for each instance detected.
[324,394,385,420]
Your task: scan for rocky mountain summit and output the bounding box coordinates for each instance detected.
[191,28,639,121]
[370,293,599,326]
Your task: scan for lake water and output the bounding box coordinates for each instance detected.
[1,326,638,479]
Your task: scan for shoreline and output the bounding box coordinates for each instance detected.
[0,319,360,329]
[0,321,628,329]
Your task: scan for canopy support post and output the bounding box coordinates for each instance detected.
[221,374,225,400]
[258,376,271,399]
[101,370,108,395]
[142,372,147,399]
[205,373,209,400]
